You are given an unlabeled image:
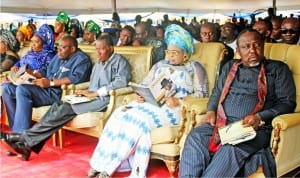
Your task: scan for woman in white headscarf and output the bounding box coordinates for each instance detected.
[88,24,208,178]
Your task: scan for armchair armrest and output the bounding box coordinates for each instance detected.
[64,82,90,95]
[175,97,209,145]
[101,86,134,125]
[189,98,210,115]
[114,86,134,97]
[181,98,209,113]
[272,113,300,130]
[271,112,300,176]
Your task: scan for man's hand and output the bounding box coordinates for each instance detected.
[197,111,216,127]
[32,78,51,88]
[75,90,98,98]
[242,114,262,130]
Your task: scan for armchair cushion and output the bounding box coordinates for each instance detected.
[151,143,180,157]
[151,126,179,144]
[65,112,104,128]
[32,105,51,121]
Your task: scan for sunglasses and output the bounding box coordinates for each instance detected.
[281,28,299,34]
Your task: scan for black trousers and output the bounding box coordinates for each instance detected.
[22,101,76,154]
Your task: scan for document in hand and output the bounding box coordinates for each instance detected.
[129,74,176,107]
[62,95,96,105]
[8,71,36,85]
[218,120,257,145]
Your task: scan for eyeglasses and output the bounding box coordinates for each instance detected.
[201,32,214,36]
[281,28,299,34]
[165,50,181,56]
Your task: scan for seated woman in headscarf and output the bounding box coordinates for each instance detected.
[54,11,71,48]
[0,30,20,74]
[80,20,101,45]
[15,25,34,48]
[10,23,56,74]
[87,24,208,178]
[70,18,83,43]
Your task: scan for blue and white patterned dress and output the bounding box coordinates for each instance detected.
[89,60,208,177]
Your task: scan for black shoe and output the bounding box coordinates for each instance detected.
[1,139,31,161]
[15,142,31,161]
[5,133,23,143]
[0,131,7,140]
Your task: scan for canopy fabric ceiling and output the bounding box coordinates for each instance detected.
[1,0,300,14]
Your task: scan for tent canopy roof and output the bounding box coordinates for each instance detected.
[2,0,300,14]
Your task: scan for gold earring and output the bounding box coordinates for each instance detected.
[183,55,188,62]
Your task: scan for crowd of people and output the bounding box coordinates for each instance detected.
[0,9,299,178]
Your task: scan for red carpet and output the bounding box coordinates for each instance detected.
[0,129,175,178]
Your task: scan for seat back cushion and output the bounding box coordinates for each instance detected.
[190,42,226,96]
[79,45,153,84]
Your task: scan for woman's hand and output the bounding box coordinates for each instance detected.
[10,66,19,73]
[164,97,179,108]
[134,93,145,103]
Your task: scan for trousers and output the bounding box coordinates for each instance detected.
[22,101,76,154]
[179,123,275,177]
[1,83,61,132]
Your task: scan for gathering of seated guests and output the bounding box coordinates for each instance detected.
[199,22,234,73]
[0,9,299,178]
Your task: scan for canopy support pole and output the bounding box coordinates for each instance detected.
[111,0,117,13]
[273,0,277,15]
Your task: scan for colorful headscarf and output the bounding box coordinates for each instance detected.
[56,11,71,32]
[35,24,55,51]
[164,24,194,56]
[85,20,101,37]
[0,30,19,52]
[18,25,33,41]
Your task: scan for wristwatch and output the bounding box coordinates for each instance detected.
[50,80,55,87]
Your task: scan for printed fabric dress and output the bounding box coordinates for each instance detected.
[89,60,208,177]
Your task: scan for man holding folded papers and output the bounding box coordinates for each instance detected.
[179,29,296,177]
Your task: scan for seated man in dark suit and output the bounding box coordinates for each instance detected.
[179,29,296,177]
